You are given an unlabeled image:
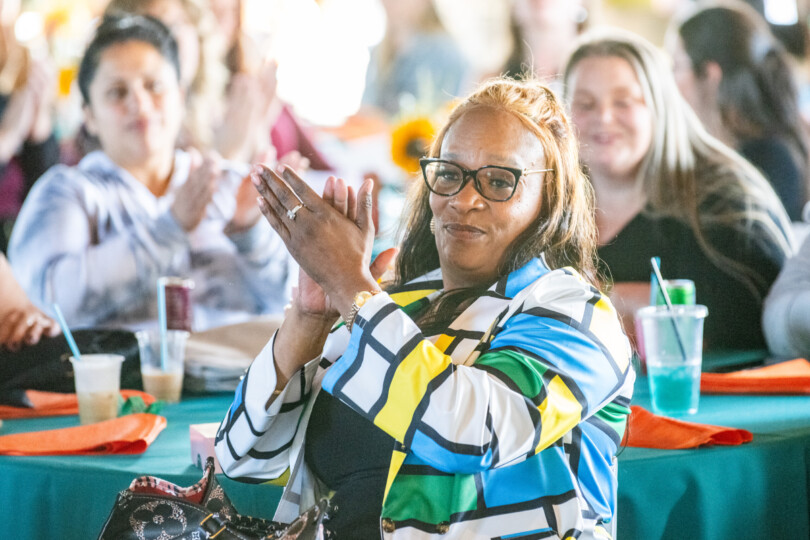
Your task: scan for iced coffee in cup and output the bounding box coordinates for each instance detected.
[136,329,189,402]
[69,354,124,425]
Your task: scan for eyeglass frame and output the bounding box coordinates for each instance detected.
[419,158,554,202]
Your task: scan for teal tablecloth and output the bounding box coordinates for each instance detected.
[618,376,810,539]
[0,394,283,539]
[2,378,809,539]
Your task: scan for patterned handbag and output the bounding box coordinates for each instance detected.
[97,457,330,540]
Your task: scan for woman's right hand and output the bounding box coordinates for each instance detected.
[171,151,220,232]
[270,175,349,399]
[289,175,397,318]
[290,175,354,321]
[270,175,397,397]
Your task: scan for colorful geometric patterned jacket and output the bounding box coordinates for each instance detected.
[215,257,635,539]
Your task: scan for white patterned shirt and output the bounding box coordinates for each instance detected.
[9,150,293,330]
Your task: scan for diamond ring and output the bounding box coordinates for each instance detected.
[287,203,305,220]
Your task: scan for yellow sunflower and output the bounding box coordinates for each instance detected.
[391,117,436,174]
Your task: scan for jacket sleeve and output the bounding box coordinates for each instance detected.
[321,270,634,474]
[763,233,810,357]
[7,166,189,325]
[215,327,351,481]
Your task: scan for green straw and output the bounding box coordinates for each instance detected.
[650,258,689,362]
[52,303,82,361]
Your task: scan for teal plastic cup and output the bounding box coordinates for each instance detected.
[635,305,709,416]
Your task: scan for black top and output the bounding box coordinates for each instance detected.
[0,94,60,199]
[0,93,60,253]
[303,289,480,539]
[598,211,786,350]
[739,136,805,221]
[305,388,395,539]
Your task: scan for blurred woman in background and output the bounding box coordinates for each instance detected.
[504,0,589,87]
[363,0,470,115]
[564,29,793,351]
[106,0,328,168]
[8,14,291,329]
[763,230,810,357]
[669,2,809,220]
[0,4,59,252]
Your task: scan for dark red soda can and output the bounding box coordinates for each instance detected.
[159,276,195,331]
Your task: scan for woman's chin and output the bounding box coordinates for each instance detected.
[111,138,172,164]
[440,259,497,289]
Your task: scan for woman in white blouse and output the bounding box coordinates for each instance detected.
[8,15,291,330]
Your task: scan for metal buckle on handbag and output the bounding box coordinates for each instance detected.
[199,513,228,538]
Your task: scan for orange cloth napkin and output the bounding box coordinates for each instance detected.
[0,413,166,455]
[700,358,810,395]
[624,405,753,449]
[0,389,155,419]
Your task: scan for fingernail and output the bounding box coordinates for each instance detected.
[250,172,260,186]
[277,163,286,175]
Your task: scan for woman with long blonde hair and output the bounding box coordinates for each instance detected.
[564,28,792,351]
[363,0,470,115]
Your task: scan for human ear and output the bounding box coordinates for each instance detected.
[703,61,723,89]
[83,103,98,136]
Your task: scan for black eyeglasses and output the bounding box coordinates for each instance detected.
[420,158,553,202]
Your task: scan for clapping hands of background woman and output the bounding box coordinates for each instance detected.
[216,60,281,163]
[229,149,311,234]
[170,151,222,232]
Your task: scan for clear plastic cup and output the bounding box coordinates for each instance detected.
[69,354,124,424]
[635,305,709,416]
[136,330,189,403]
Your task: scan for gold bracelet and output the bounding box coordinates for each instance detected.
[345,289,381,332]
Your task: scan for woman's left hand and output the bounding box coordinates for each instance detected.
[228,173,263,233]
[252,164,380,318]
[0,304,60,350]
